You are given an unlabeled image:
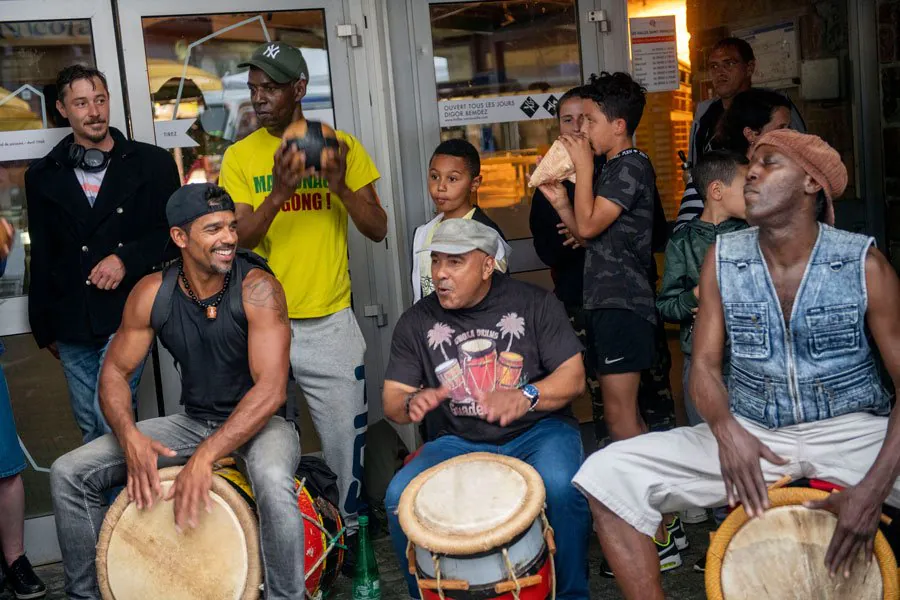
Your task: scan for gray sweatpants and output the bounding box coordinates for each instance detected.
[290,307,367,532]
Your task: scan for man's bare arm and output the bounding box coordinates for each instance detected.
[99,274,161,439]
[848,248,900,494]
[192,269,291,464]
[532,354,585,411]
[336,182,387,243]
[690,244,731,426]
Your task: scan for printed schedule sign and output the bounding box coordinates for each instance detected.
[629,15,679,93]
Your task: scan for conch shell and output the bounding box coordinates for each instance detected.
[528,140,576,187]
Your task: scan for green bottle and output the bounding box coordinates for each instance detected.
[351,515,381,600]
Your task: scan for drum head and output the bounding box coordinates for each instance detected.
[398,453,545,555]
[709,489,895,600]
[96,466,261,600]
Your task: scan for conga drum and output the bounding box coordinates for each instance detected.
[96,465,345,600]
[398,453,555,599]
[706,487,900,599]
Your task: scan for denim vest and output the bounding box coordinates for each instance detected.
[717,225,890,429]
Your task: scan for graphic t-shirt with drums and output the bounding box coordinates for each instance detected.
[386,274,583,444]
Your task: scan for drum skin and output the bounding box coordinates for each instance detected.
[706,488,899,600]
[96,466,261,600]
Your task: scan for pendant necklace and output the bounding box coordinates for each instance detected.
[178,261,231,320]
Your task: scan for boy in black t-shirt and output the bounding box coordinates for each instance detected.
[547,73,684,570]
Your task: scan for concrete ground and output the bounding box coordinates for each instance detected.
[1,517,715,599]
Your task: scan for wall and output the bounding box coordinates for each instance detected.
[879,0,900,271]
[686,0,861,216]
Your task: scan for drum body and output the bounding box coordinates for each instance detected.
[399,453,554,600]
[706,487,899,600]
[214,466,345,597]
[96,465,344,600]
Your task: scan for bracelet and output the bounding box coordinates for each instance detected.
[404,392,417,416]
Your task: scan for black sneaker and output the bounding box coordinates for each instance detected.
[654,530,683,572]
[693,556,706,573]
[598,531,682,578]
[3,555,47,599]
[666,515,689,551]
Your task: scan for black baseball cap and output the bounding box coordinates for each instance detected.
[239,42,309,84]
[166,183,235,228]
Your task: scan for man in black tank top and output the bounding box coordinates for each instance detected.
[49,184,304,599]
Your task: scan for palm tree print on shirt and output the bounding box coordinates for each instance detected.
[427,322,455,361]
[497,313,525,352]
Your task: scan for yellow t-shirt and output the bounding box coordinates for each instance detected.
[219,127,380,319]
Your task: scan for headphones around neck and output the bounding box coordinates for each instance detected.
[65,142,111,173]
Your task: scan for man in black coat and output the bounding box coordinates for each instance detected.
[25,64,179,443]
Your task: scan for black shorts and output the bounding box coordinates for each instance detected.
[586,309,655,375]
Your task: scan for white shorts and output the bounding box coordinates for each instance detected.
[572,412,900,537]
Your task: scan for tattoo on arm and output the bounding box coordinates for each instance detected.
[243,273,289,324]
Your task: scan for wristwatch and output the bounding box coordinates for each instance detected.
[522,384,540,412]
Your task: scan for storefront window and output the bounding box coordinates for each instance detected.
[429,1,581,289]
[140,11,333,185]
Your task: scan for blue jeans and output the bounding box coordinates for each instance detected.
[50,413,303,600]
[385,418,591,599]
[57,336,145,444]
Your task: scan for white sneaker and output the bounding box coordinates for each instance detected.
[680,507,708,524]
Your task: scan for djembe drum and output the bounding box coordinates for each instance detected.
[706,487,900,600]
[399,453,556,600]
[96,465,344,600]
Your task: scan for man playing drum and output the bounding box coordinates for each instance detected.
[383,219,591,599]
[572,130,900,599]
[49,183,304,599]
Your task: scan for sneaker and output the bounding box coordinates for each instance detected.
[681,506,709,524]
[2,555,47,599]
[598,532,682,577]
[655,530,683,572]
[666,515,689,551]
[693,556,706,573]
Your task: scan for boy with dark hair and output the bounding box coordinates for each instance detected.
[411,138,509,302]
[658,150,749,426]
[548,72,686,570]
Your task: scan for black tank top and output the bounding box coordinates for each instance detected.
[150,252,270,421]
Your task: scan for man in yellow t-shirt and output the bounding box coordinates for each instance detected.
[218,42,387,545]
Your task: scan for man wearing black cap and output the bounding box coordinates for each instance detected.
[49,184,304,599]
[219,41,386,538]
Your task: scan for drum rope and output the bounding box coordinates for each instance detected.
[541,512,557,600]
[501,548,522,600]
[432,554,446,600]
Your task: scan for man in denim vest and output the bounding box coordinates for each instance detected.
[572,130,900,599]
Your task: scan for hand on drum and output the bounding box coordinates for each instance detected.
[165,455,214,533]
[407,386,450,423]
[123,431,177,511]
[272,143,313,197]
[714,417,788,518]
[475,388,530,427]
[320,140,349,191]
[804,485,884,578]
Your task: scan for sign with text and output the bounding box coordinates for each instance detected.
[154,118,198,149]
[629,16,679,93]
[438,93,561,127]
[0,128,70,161]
